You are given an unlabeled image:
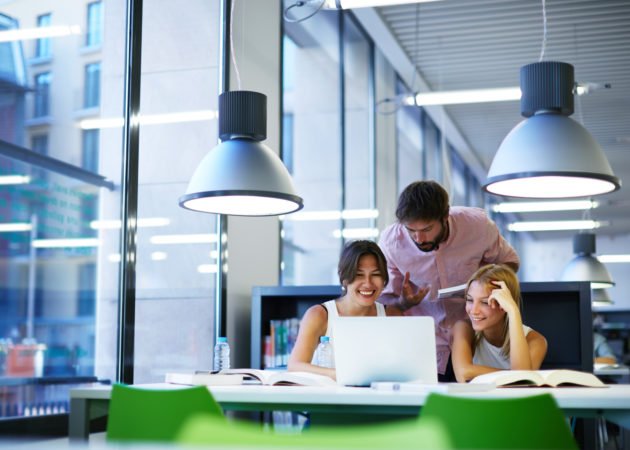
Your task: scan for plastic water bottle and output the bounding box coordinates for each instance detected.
[316,336,334,368]
[213,337,230,372]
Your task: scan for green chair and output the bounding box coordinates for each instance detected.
[106,383,224,442]
[177,412,453,449]
[420,392,578,449]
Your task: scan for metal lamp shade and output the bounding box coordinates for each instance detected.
[179,90,303,216]
[592,288,613,306]
[560,254,615,289]
[485,113,620,198]
[179,138,303,216]
[484,61,620,198]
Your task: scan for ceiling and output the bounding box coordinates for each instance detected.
[358,0,630,239]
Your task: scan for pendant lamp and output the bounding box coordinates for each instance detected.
[179,91,303,216]
[591,288,613,307]
[484,61,620,198]
[560,233,614,289]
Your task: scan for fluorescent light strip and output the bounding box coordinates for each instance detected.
[80,110,218,130]
[598,255,630,263]
[0,175,31,185]
[281,209,378,221]
[0,223,32,232]
[198,264,218,274]
[405,87,521,107]
[403,84,591,107]
[507,220,603,232]
[150,234,218,245]
[90,218,171,230]
[151,251,168,261]
[324,0,440,9]
[333,228,379,239]
[492,200,599,213]
[32,238,99,248]
[0,25,81,43]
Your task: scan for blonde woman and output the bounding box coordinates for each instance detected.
[451,264,547,383]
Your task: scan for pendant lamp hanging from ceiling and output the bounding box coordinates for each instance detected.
[591,288,613,307]
[560,233,614,289]
[483,61,621,198]
[179,90,303,216]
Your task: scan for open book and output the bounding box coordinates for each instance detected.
[437,283,467,299]
[470,369,607,388]
[165,372,244,386]
[220,368,337,387]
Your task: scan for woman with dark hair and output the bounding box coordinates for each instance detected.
[287,240,402,379]
[451,264,547,383]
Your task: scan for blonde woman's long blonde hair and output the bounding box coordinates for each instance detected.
[465,264,521,357]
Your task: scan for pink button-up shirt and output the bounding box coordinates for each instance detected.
[378,206,520,374]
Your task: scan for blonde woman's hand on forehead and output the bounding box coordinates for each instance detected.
[489,280,517,314]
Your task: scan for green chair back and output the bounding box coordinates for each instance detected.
[106,383,224,442]
[177,413,453,449]
[420,392,578,449]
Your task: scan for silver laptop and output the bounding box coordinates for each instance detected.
[334,316,437,386]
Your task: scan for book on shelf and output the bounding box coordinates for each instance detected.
[266,318,300,369]
[470,369,607,388]
[221,368,337,387]
[164,372,244,386]
[437,283,467,299]
[370,381,494,393]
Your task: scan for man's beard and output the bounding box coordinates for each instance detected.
[414,220,448,253]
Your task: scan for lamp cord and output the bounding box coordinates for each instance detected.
[538,0,547,62]
[283,0,326,23]
[230,0,242,89]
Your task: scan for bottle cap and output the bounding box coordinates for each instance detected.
[217,337,228,343]
[320,336,330,343]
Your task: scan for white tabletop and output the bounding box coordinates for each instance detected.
[71,382,630,411]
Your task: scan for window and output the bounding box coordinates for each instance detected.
[31,134,48,155]
[281,12,343,285]
[0,0,222,420]
[33,72,51,117]
[35,13,51,58]
[82,129,99,172]
[83,62,100,108]
[450,144,467,206]
[396,78,424,193]
[342,15,375,243]
[85,1,103,47]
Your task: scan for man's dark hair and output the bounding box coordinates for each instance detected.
[338,240,389,288]
[395,180,450,222]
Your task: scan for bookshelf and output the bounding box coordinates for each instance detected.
[250,285,341,369]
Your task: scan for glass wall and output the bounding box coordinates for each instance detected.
[0,0,222,418]
[281,11,376,286]
[396,78,424,194]
[342,15,376,243]
[130,0,220,383]
[0,0,124,417]
[281,11,343,285]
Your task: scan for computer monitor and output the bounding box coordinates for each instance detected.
[520,281,593,372]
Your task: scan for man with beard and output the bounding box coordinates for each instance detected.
[378,180,519,381]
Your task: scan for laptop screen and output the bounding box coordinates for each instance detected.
[333,316,437,386]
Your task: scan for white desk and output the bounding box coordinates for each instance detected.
[69,383,630,441]
[594,364,630,377]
